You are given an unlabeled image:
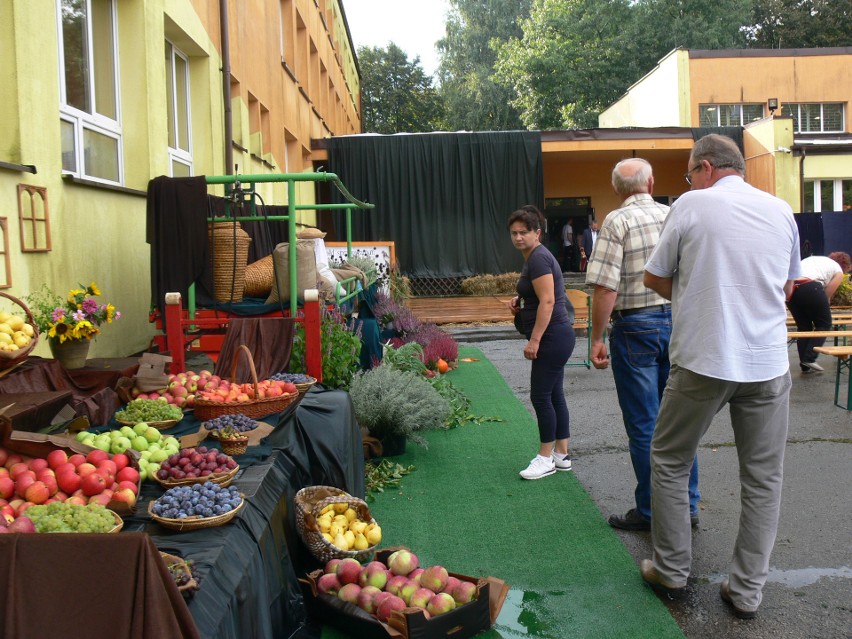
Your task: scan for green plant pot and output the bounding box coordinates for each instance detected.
[378,433,407,457]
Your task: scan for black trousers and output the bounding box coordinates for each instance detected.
[787,281,832,368]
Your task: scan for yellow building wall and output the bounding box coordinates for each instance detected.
[688,52,852,130]
[0,0,360,359]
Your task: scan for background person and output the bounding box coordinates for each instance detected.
[561,219,575,272]
[642,134,800,620]
[582,222,599,262]
[787,252,851,373]
[586,158,699,531]
[507,206,576,480]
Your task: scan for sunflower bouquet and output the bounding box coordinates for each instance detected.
[47,283,121,343]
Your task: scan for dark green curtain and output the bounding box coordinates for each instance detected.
[326,131,543,278]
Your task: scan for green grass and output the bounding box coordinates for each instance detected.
[323,346,684,638]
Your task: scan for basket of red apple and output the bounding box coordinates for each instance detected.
[154,446,239,488]
[193,345,299,421]
[295,485,382,564]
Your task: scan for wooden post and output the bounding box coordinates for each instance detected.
[303,289,322,382]
[164,292,185,374]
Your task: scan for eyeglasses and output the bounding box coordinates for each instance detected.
[510,229,534,237]
[683,164,702,185]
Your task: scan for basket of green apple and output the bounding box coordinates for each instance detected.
[114,398,184,430]
[74,423,181,483]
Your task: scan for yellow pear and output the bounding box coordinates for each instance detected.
[332,514,348,526]
[0,311,10,323]
[21,323,34,337]
[0,323,12,336]
[319,504,334,515]
[365,525,382,546]
[353,533,369,550]
[329,523,344,538]
[344,508,358,522]
[318,518,332,533]
[322,532,333,543]
[7,315,24,331]
[0,333,11,345]
[12,331,30,348]
[7,344,18,352]
[332,532,350,550]
[332,502,348,514]
[349,520,367,535]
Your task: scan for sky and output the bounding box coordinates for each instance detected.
[342,0,451,76]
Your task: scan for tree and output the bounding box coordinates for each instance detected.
[436,0,531,131]
[358,43,444,134]
[745,0,852,48]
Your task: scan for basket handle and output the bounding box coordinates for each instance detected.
[0,291,39,339]
[231,344,259,396]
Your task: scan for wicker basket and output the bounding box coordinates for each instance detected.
[294,376,317,396]
[219,436,249,456]
[294,486,378,563]
[155,464,239,489]
[209,220,252,303]
[160,552,198,598]
[107,510,124,534]
[244,255,274,298]
[0,292,39,373]
[194,345,298,421]
[148,495,245,532]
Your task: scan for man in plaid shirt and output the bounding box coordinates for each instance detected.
[585,158,700,531]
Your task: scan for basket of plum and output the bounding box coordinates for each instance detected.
[154,446,239,488]
[149,482,245,531]
[204,413,258,454]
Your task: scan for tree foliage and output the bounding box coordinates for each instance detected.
[436,0,531,131]
[358,43,444,133]
[745,0,852,48]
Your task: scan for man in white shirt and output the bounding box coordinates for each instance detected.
[641,134,800,620]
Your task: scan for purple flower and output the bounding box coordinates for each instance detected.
[72,310,86,322]
[51,308,65,321]
[82,298,98,314]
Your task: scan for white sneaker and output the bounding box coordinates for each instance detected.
[552,452,573,471]
[802,361,824,372]
[519,455,556,480]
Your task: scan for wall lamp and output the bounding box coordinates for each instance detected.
[768,97,779,114]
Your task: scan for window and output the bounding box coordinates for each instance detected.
[804,178,852,212]
[698,104,764,127]
[782,103,844,133]
[56,0,122,183]
[166,41,193,177]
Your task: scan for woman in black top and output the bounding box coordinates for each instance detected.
[507,206,576,480]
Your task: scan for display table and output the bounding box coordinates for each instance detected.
[0,390,73,431]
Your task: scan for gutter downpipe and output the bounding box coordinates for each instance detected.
[220,0,233,176]
[799,147,806,213]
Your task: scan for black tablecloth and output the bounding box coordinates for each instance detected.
[122,386,364,639]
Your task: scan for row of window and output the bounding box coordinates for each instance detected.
[803,178,852,213]
[698,102,845,133]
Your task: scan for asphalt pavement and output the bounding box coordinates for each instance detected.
[449,326,851,639]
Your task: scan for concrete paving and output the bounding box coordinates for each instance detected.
[449,327,851,639]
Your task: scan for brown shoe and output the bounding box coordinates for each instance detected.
[720,579,757,620]
[639,559,686,600]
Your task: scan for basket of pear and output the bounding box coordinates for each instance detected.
[295,486,382,563]
[0,292,39,372]
[212,425,250,456]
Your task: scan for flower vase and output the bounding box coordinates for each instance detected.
[49,338,91,369]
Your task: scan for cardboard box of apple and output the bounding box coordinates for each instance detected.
[0,443,141,524]
[74,423,180,483]
[301,547,509,639]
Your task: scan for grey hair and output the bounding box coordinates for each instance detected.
[612,158,653,197]
[690,134,745,173]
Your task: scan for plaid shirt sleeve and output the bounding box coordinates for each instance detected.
[585,215,624,292]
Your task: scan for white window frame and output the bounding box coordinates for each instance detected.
[784,103,845,134]
[56,0,123,185]
[804,178,851,212]
[166,40,193,177]
[698,103,764,127]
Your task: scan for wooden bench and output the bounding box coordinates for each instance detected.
[813,345,852,410]
[787,330,852,340]
[404,296,514,324]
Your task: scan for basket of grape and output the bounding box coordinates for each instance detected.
[26,502,123,534]
[270,372,316,395]
[154,446,240,488]
[149,482,245,531]
[115,398,184,430]
[160,552,199,600]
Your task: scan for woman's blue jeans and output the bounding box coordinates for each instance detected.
[609,306,700,519]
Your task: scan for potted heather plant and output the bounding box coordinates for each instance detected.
[348,364,450,455]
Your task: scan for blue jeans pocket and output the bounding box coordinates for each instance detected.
[616,329,662,368]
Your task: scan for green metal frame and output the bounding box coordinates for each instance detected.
[189,171,374,318]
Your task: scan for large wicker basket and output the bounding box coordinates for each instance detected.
[244,255,274,297]
[294,485,379,563]
[0,292,39,373]
[148,495,245,532]
[209,220,252,303]
[193,345,298,421]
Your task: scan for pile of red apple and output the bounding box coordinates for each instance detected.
[315,549,477,622]
[132,369,219,408]
[0,446,140,524]
[195,378,297,404]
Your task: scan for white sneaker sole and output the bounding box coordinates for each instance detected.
[802,361,824,372]
[519,468,556,480]
[555,462,573,471]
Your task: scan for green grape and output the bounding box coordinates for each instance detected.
[27,502,116,533]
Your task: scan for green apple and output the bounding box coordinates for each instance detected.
[138,465,148,482]
[119,426,136,439]
[94,433,111,447]
[132,436,149,452]
[139,450,152,461]
[133,422,149,436]
[147,442,161,453]
[94,438,111,453]
[75,430,91,442]
[148,462,160,476]
[110,436,132,455]
[144,426,161,444]
[149,449,169,463]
